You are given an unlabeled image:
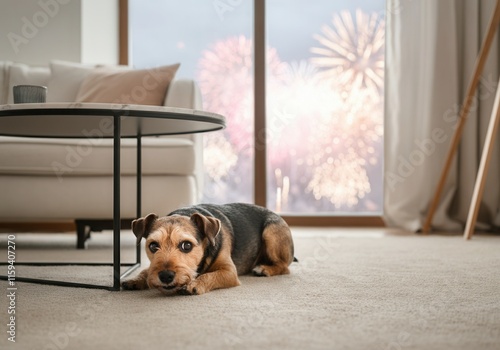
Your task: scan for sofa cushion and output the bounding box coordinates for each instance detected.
[7,63,50,104]
[0,136,195,177]
[75,64,180,105]
[46,60,96,102]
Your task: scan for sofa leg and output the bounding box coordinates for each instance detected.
[76,221,92,249]
[74,219,133,249]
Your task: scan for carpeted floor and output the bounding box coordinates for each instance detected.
[0,228,499,349]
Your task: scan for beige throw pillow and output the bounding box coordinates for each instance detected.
[47,60,96,102]
[75,63,180,106]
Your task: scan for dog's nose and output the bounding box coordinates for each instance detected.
[159,270,175,284]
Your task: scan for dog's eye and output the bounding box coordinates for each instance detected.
[149,242,160,253]
[179,241,193,253]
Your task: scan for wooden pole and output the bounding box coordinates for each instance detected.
[463,77,500,239]
[422,0,500,233]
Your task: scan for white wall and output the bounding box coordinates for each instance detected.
[81,0,118,64]
[0,0,119,66]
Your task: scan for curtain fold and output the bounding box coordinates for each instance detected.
[384,0,500,232]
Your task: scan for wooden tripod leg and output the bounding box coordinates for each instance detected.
[463,77,500,240]
[422,0,500,233]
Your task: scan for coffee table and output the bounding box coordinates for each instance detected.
[0,102,225,291]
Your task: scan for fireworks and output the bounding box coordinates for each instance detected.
[306,151,371,209]
[303,9,384,209]
[312,85,383,159]
[197,35,253,119]
[271,60,341,118]
[197,35,286,154]
[197,8,385,211]
[203,135,238,181]
[310,9,385,94]
[268,62,382,209]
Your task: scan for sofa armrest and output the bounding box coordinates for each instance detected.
[164,79,203,110]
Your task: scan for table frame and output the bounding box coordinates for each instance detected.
[0,105,224,290]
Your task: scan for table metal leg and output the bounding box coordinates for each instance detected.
[115,123,141,281]
[136,135,142,264]
[112,115,121,291]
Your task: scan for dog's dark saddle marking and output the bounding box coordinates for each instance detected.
[195,227,223,275]
[167,203,286,275]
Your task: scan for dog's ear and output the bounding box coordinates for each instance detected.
[190,213,221,246]
[132,213,158,245]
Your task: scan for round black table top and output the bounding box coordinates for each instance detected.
[0,103,226,138]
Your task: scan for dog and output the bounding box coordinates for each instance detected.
[121,203,295,295]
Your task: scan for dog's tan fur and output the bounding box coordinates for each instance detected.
[121,204,294,295]
[252,223,293,276]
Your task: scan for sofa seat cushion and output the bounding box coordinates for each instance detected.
[0,136,195,177]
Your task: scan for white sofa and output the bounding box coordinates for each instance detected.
[0,61,204,247]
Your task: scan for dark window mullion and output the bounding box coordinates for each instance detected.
[254,0,267,207]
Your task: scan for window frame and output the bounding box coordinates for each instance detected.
[121,0,385,227]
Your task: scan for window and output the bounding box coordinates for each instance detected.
[266,0,384,214]
[129,0,254,204]
[127,0,385,222]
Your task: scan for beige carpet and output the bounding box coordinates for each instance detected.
[0,228,499,350]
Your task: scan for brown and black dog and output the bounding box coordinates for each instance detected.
[121,203,295,295]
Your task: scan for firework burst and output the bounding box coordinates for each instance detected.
[197,36,287,182]
[266,60,345,164]
[197,35,286,154]
[306,150,371,209]
[296,76,383,209]
[203,134,238,181]
[310,9,385,93]
[312,85,383,161]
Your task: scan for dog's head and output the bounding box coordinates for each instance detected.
[131,212,221,295]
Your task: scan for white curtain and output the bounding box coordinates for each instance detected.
[384,0,500,232]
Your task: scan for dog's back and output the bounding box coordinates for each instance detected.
[168,203,290,275]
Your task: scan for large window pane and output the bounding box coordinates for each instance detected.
[129,0,254,204]
[266,0,385,214]
[129,0,385,215]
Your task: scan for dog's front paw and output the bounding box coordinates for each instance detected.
[179,281,205,295]
[121,269,149,290]
[121,280,141,290]
[178,286,195,295]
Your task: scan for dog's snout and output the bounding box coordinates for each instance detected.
[159,270,175,284]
